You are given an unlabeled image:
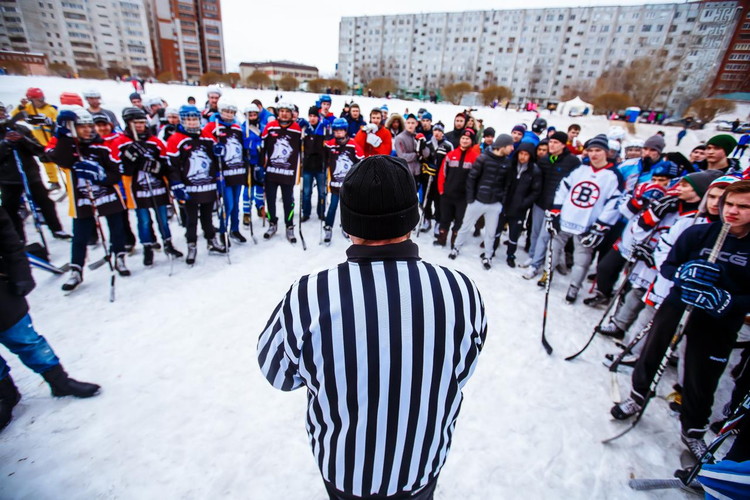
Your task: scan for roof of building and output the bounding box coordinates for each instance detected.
[713,92,750,102]
[240,60,318,72]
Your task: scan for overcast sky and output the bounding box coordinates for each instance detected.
[221,0,680,76]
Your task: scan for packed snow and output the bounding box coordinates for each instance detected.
[1,75,748,499]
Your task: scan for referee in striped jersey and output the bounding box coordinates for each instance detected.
[258,155,487,499]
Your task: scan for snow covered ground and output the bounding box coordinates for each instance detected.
[1,75,748,499]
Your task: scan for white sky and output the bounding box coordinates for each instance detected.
[221,0,681,76]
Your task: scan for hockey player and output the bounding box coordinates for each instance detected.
[547,134,624,303]
[45,107,129,290]
[201,85,222,124]
[260,101,302,243]
[241,104,265,226]
[301,106,326,222]
[353,107,391,158]
[322,118,363,243]
[11,88,60,191]
[166,105,225,265]
[317,94,335,139]
[119,106,183,265]
[623,139,644,160]
[203,97,247,243]
[612,180,750,460]
[0,102,70,242]
[83,89,120,131]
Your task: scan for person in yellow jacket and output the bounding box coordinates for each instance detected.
[11,88,61,190]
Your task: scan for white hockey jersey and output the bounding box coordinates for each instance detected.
[553,163,624,235]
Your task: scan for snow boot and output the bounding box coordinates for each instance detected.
[115,252,130,276]
[481,255,492,270]
[152,241,161,251]
[264,222,277,240]
[207,236,227,254]
[433,228,448,247]
[230,231,247,244]
[243,213,251,227]
[163,239,183,258]
[61,264,83,291]
[523,267,539,280]
[42,365,99,398]
[611,397,643,420]
[596,321,625,340]
[0,375,20,433]
[448,247,459,260]
[286,225,297,244]
[186,243,197,265]
[565,285,579,303]
[52,230,72,240]
[536,271,548,287]
[506,255,516,268]
[681,431,708,461]
[584,291,611,307]
[324,225,332,244]
[420,218,431,233]
[143,244,154,267]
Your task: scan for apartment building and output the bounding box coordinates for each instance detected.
[712,0,750,93]
[239,61,319,84]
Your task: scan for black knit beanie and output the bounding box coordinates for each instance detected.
[340,155,419,240]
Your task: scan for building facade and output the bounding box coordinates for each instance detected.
[0,0,154,76]
[711,0,750,94]
[0,50,50,76]
[145,0,225,81]
[239,61,319,84]
[338,1,742,112]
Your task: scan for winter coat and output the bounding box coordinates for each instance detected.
[0,206,32,331]
[303,122,326,174]
[345,114,366,138]
[394,130,431,176]
[444,128,465,149]
[465,150,510,205]
[0,122,45,186]
[536,149,581,210]
[438,146,480,200]
[504,161,542,217]
[11,102,57,146]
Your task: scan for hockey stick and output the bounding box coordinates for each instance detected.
[607,320,653,402]
[296,151,307,251]
[30,102,69,197]
[213,122,231,264]
[416,174,435,239]
[541,227,555,355]
[603,222,731,443]
[12,149,51,257]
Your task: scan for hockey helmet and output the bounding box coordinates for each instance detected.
[531,117,548,134]
[319,94,332,103]
[164,107,179,117]
[91,112,111,124]
[332,118,348,130]
[243,104,260,114]
[607,126,626,141]
[206,85,223,97]
[276,101,294,112]
[26,87,44,100]
[217,97,237,113]
[122,106,148,123]
[83,89,101,99]
[650,160,680,178]
[608,139,622,152]
[624,139,645,150]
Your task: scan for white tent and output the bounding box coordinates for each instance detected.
[557,96,593,117]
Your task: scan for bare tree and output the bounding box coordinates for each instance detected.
[442,82,473,105]
[200,71,223,86]
[278,75,300,91]
[591,93,632,114]
[686,98,736,124]
[246,70,271,89]
[368,78,398,97]
[480,85,513,105]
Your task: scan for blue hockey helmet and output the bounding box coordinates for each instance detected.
[319,94,332,103]
[178,105,201,134]
[332,118,348,130]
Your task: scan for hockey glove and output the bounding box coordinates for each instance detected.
[545,210,561,236]
[631,241,656,268]
[415,134,428,159]
[680,283,732,317]
[142,158,162,175]
[363,123,378,134]
[73,160,107,184]
[26,114,49,126]
[366,133,382,148]
[421,162,437,176]
[121,142,151,164]
[213,143,226,158]
[4,130,22,143]
[675,259,721,287]
[580,222,610,248]
[649,195,680,220]
[253,165,265,184]
[171,182,190,201]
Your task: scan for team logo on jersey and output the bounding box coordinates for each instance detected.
[186,148,211,184]
[571,181,600,208]
[224,136,243,165]
[270,136,293,167]
[333,152,354,182]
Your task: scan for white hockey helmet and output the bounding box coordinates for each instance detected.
[165,107,179,117]
[276,101,294,112]
[217,97,237,113]
[624,138,645,150]
[82,89,101,99]
[243,104,260,114]
[146,96,163,108]
[608,139,622,152]
[607,125,626,141]
[206,84,223,97]
[60,105,94,125]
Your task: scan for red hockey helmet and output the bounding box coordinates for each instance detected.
[26,87,44,100]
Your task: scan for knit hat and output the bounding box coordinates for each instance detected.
[492,134,514,149]
[683,170,724,198]
[549,131,568,145]
[709,175,740,190]
[584,134,609,151]
[512,124,527,134]
[433,122,445,132]
[421,111,432,121]
[644,134,666,154]
[308,106,319,116]
[340,156,419,240]
[461,128,476,138]
[707,134,738,156]
[483,127,496,138]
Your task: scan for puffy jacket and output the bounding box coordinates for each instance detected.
[504,161,542,218]
[536,149,580,210]
[466,150,510,204]
[303,122,326,174]
[0,206,32,331]
[394,130,431,176]
[0,122,45,186]
[438,146,480,200]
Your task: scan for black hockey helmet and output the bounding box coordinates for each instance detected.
[531,117,548,134]
[122,106,147,123]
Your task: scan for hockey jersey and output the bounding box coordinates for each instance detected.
[324,138,363,194]
[261,120,302,185]
[552,163,624,235]
[202,121,247,186]
[617,157,654,195]
[166,131,218,204]
[119,134,171,209]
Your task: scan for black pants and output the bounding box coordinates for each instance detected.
[265,180,295,227]
[495,213,524,257]
[631,300,742,435]
[0,182,63,241]
[419,173,439,220]
[439,197,466,234]
[122,210,138,247]
[185,201,215,243]
[71,214,125,268]
[595,219,625,264]
[595,249,627,297]
[324,476,438,500]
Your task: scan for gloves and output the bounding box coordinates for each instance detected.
[631,241,655,268]
[4,130,22,143]
[415,133,427,156]
[363,123,378,134]
[545,210,561,236]
[73,160,107,184]
[213,143,226,158]
[253,165,265,184]
[580,222,610,248]
[366,133,382,147]
[171,182,189,201]
[421,162,437,176]
[122,142,151,164]
[142,158,162,175]
[11,279,35,296]
[675,259,721,287]
[650,195,679,220]
[57,110,78,126]
[680,283,733,317]
[625,194,647,215]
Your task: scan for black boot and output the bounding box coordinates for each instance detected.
[41,365,100,398]
[0,375,21,432]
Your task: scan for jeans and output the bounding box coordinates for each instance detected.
[325,193,340,227]
[71,214,126,267]
[0,313,60,380]
[303,171,327,219]
[219,184,242,233]
[135,205,171,245]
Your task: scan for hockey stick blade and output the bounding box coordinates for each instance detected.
[88,257,108,270]
[602,418,639,443]
[628,477,702,494]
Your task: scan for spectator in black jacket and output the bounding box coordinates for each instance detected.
[0,104,70,243]
[302,107,326,221]
[522,131,580,279]
[0,206,100,433]
[444,112,467,148]
[496,141,542,267]
[450,134,514,268]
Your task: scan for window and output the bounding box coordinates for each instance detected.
[642,24,652,32]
